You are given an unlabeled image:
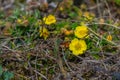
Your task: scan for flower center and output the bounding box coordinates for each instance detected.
[48,18,54,22]
[74,43,81,50]
[79,30,87,34]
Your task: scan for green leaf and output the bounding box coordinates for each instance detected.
[3,71,14,80]
[71,22,78,29]
[0,65,3,75]
[68,12,77,18]
[34,10,41,18]
[115,0,120,5]
[92,54,100,60]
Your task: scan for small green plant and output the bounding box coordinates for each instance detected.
[0,65,14,80]
[114,0,120,5]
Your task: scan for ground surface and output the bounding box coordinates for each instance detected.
[0,0,120,80]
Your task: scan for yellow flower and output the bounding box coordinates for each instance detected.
[0,20,3,25]
[17,19,22,24]
[39,27,49,40]
[16,18,29,26]
[64,30,73,36]
[99,18,105,24]
[80,4,87,9]
[74,25,88,38]
[59,7,64,11]
[69,38,87,56]
[83,12,94,21]
[43,15,56,25]
[22,16,26,20]
[78,10,82,17]
[107,35,112,41]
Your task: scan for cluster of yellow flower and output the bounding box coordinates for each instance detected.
[39,15,56,40]
[69,25,88,56]
[83,12,95,21]
[40,14,88,56]
[39,27,49,40]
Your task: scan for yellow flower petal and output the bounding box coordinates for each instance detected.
[39,27,49,40]
[107,35,112,41]
[17,19,22,24]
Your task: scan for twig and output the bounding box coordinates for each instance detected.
[28,61,34,80]
[87,27,118,46]
[15,73,29,80]
[62,50,73,72]
[34,70,48,80]
[2,45,16,52]
[83,60,101,63]
[35,52,39,80]
[57,17,120,30]
[53,0,63,15]
[89,22,120,30]
[104,0,112,19]
[43,49,57,61]
[88,3,103,10]
[103,53,120,63]
[96,0,102,17]
[54,38,67,78]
